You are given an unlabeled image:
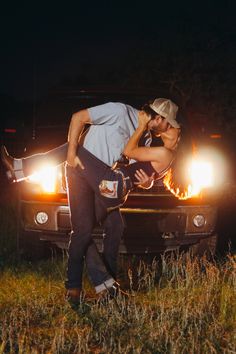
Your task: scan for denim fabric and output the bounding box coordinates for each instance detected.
[21,142,124,289]
[75,146,128,209]
[64,157,124,289]
[102,207,124,278]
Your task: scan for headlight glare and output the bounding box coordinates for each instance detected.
[27,165,57,193]
[189,160,214,194]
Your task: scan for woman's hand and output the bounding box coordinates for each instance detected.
[134,169,155,189]
[138,111,151,131]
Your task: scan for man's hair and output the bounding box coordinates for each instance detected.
[141,103,158,120]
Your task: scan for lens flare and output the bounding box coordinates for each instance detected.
[28,165,57,193]
[163,159,214,200]
[189,160,213,194]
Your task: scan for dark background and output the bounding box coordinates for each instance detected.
[1,0,236,167]
[0,1,235,255]
[1,1,236,103]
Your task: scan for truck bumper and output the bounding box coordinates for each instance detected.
[20,200,218,253]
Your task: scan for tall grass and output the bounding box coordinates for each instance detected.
[0,189,19,265]
[0,253,235,353]
[0,184,235,352]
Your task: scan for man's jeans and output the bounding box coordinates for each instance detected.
[65,164,124,290]
[20,141,124,290]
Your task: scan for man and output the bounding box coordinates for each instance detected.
[1,98,180,304]
[65,98,180,302]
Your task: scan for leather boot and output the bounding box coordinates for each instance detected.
[65,288,83,305]
[1,146,16,182]
[65,288,96,306]
[97,281,131,305]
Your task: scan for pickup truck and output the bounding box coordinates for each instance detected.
[17,89,228,258]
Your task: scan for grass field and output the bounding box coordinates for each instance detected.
[0,252,235,353]
[0,185,235,353]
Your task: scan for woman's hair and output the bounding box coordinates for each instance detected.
[141,103,158,120]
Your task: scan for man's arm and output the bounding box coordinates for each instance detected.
[67,109,92,168]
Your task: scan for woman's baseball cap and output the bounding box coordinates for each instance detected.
[149,98,180,128]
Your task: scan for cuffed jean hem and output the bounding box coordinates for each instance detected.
[15,170,25,181]
[95,278,115,294]
[13,159,23,170]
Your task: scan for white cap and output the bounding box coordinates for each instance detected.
[149,98,180,128]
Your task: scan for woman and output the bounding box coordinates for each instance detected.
[1,112,180,215]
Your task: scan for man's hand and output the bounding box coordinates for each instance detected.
[67,109,91,169]
[134,169,155,189]
[67,154,85,169]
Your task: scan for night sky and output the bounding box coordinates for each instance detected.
[0,1,236,258]
[1,1,235,100]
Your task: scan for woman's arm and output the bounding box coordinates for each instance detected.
[123,111,151,159]
[123,112,166,162]
[125,143,167,162]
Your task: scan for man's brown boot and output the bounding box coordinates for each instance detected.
[97,282,131,305]
[65,288,82,305]
[65,288,96,306]
[1,146,16,182]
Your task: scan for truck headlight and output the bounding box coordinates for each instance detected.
[164,146,227,200]
[189,160,214,195]
[27,165,58,193]
[188,146,228,193]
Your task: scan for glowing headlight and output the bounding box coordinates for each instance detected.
[193,214,205,228]
[163,147,227,200]
[35,212,48,224]
[192,147,228,189]
[27,165,57,193]
[189,160,214,195]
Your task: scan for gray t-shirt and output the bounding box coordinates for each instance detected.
[83,102,139,166]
